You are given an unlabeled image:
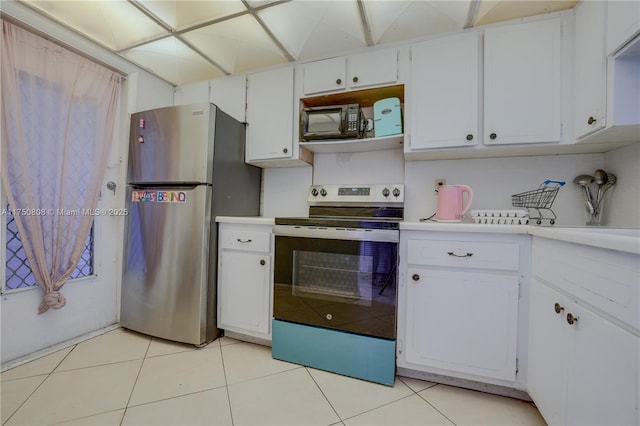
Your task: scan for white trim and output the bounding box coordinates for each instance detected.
[0,323,120,372]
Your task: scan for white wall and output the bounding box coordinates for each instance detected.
[603,143,640,228]
[261,146,637,228]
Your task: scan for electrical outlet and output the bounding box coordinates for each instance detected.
[434,178,446,192]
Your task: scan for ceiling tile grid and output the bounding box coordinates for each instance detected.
[16,0,578,86]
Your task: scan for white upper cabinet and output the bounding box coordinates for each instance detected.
[348,49,398,89]
[573,1,607,139]
[302,48,398,95]
[606,0,640,55]
[302,57,346,95]
[484,18,562,145]
[409,32,480,149]
[246,66,312,167]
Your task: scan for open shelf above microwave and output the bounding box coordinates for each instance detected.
[299,134,404,153]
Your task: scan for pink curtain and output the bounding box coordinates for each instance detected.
[1,20,121,313]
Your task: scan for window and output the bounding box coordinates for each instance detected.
[4,208,94,292]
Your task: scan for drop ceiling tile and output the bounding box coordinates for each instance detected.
[367,0,469,44]
[256,0,367,60]
[181,15,288,75]
[136,0,248,32]
[24,0,168,51]
[120,37,225,85]
[475,0,578,26]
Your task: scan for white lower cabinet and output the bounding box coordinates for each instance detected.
[398,232,527,388]
[217,223,273,340]
[528,237,639,425]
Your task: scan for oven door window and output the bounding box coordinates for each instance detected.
[274,236,397,340]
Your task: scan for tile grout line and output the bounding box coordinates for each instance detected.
[415,384,459,426]
[119,336,153,426]
[2,343,79,425]
[218,338,236,426]
[303,367,344,423]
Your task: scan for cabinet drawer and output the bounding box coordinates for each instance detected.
[220,227,271,252]
[407,239,520,271]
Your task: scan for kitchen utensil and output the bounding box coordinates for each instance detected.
[600,173,617,197]
[573,174,595,206]
[593,169,608,205]
[435,185,473,222]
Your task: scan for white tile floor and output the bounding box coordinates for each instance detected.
[1,328,546,426]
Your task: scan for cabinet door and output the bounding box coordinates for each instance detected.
[566,304,639,426]
[484,18,562,145]
[409,33,479,149]
[302,57,346,95]
[348,49,398,89]
[219,251,270,334]
[405,268,518,381]
[527,279,569,426]
[246,67,294,161]
[574,1,607,139]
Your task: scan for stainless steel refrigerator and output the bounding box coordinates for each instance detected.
[121,103,261,345]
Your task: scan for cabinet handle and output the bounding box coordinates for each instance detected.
[260,259,266,266]
[466,134,474,141]
[412,274,420,281]
[447,251,473,258]
[489,133,497,140]
[352,76,359,83]
[588,116,596,125]
[554,303,564,314]
[237,238,252,243]
[566,313,578,325]
[336,78,342,85]
[282,147,288,154]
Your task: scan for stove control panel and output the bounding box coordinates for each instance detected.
[308,184,404,205]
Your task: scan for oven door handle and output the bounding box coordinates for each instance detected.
[273,225,399,243]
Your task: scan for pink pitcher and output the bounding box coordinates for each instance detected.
[436,185,473,222]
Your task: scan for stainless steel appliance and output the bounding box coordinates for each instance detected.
[121,103,261,346]
[300,104,366,141]
[272,184,403,386]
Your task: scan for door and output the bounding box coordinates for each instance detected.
[527,279,568,426]
[574,0,607,139]
[219,250,270,334]
[246,67,295,161]
[273,232,398,339]
[484,18,562,145]
[348,49,398,89]
[405,268,519,381]
[302,57,346,95]
[410,33,479,149]
[121,184,211,344]
[129,104,213,184]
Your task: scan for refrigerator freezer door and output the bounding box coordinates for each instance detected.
[129,104,215,184]
[121,184,216,345]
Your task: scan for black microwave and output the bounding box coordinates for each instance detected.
[300,104,363,141]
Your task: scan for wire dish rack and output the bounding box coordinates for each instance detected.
[512,180,565,225]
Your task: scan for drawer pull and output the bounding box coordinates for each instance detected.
[566,313,579,325]
[237,238,252,243]
[554,303,564,314]
[447,251,473,258]
[260,259,266,266]
[412,274,420,281]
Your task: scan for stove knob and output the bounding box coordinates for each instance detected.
[393,187,401,197]
[311,188,319,197]
[320,188,327,197]
[382,187,390,197]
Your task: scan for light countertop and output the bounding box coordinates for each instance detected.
[215,216,275,225]
[216,217,639,254]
